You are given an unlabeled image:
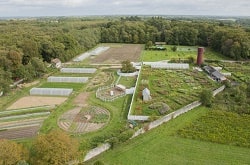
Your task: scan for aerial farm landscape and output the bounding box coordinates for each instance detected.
[0,7,250,165]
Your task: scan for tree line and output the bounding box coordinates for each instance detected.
[0,17,249,95]
[0,19,101,94]
[101,17,249,60]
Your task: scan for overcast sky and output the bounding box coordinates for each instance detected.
[0,0,249,17]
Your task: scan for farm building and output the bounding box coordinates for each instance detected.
[51,58,62,68]
[30,88,73,96]
[151,63,189,70]
[142,88,152,101]
[60,68,97,74]
[89,46,110,56]
[115,84,126,92]
[203,66,227,82]
[73,52,90,62]
[47,76,88,83]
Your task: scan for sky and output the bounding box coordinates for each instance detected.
[0,0,249,17]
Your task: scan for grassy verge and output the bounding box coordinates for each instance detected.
[86,107,250,165]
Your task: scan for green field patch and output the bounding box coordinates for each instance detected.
[86,107,250,165]
[117,76,137,88]
[39,82,84,91]
[177,110,250,148]
[142,46,229,62]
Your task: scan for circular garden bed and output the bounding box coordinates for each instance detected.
[58,106,110,133]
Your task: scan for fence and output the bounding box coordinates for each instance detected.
[127,68,142,120]
[96,84,126,102]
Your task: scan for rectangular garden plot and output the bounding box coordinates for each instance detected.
[131,67,220,116]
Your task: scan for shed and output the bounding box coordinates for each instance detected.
[211,71,227,82]
[115,84,126,91]
[142,88,152,101]
[203,66,227,82]
[51,58,62,68]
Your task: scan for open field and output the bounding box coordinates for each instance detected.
[142,46,230,62]
[177,110,250,148]
[90,44,143,64]
[6,96,67,110]
[86,107,250,165]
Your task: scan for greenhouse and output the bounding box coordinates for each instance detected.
[30,88,73,96]
[73,52,90,62]
[89,46,110,56]
[60,68,97,74]
[47,76,89,83]
[151,63,189,70]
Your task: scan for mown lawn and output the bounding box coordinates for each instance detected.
[141,45,230,62]
[86,107,250,165]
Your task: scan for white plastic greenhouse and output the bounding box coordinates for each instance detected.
[73,52,90,62]
[89,46,110,56]
[30,88,73,96]
[60,68,97,74]
[47,76,89,83]
[151,63,189,70]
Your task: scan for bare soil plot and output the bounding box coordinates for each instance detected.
[73,92,90,107]
[7,96,68,110]
[90,44,143,64]
[58,106,110,133]
[0,125,40,140]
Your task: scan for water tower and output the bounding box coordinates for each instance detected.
[197,47,204,66]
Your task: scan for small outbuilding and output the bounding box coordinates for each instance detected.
[51,58,62,69]
[203,66,227,82]
[142,88,152,101]
[115,84,126,92]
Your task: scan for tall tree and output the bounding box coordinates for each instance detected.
[200,89,213,107]
[30,130,79,165]
[121,60,136,73]
[0,139,28,165]
[22,39,40,65]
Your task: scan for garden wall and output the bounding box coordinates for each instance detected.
[117,70,139,77]
[127,68,142,120]
[132,85,225,138]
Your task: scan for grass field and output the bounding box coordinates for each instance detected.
[86,107,250,165]
[39,82,85,91]
[142,46,230,62]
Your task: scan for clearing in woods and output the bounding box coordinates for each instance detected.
[90,44,143,64]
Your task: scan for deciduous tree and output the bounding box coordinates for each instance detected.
[0,139,28,165]
[30,130,80,165]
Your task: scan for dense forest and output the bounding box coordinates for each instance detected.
[0,16,250,94]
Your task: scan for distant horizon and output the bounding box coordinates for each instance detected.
[0,14,249,19]
[0,0,249,18]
